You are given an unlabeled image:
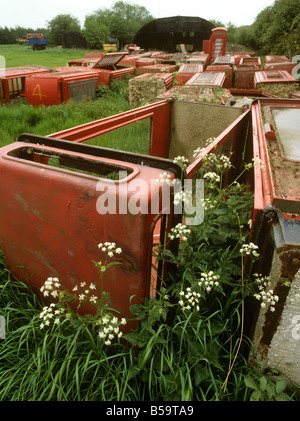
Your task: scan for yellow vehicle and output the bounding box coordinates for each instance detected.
[103,44,118,53]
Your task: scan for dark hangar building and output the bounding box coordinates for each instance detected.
[132,16,215,53]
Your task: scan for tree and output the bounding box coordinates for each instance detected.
[84,13,110,49]
[252,0,300,56]
[83,1,153,49]
[46,14,81,46]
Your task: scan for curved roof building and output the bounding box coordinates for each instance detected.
[133,16,215,53]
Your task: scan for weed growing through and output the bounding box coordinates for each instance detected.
[38,242,127,346]
[0,145,299,401]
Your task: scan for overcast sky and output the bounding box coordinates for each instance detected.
[1,0,275,29]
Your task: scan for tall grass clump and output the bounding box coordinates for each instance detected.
[0,142,299,401]
[0,77,141,150]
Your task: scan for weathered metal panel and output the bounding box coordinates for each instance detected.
[0,134,182,328]
[248,98,300,384]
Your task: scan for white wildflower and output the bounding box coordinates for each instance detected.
[178,287,201,312]
[240,242,260,258]
[157,172,176,186]
[252,157,264,168]
[203,172,220,183]
[198,271,220,293]
[168,223,191,242]
[173,155,189,168]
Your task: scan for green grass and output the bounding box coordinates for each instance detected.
[0,79,149,153]
[0,45,97,68]
[0,44,149,152]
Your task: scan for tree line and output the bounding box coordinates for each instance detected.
[215,0,300,58]
[0,1,153,49]
[0,0,299,57]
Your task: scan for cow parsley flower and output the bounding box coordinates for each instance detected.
[157,172,176,186]
[178,287,201,312]
[40,277,61,298]
[168,223,191,242]
[98,314,127,345]
[198,271,220,293]
[39,303,64,330]
[240,242,260,258]
[203,172,221,183]
[173,155,189,168]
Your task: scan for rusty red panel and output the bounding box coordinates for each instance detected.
[186,71,226,88]
[254,70,297,86]
[25,72,100,106]
[233,65,260,89]
[208,27,227,63]
[211,55,235,67]
[186,54,209,68]
[251,98,300,219]
[289,91,300,99]
[239,56,261,68]
[176,64,204,85]
[264,55,291,64]
[0,66,50,103]
[118,56,140,67]
[232,54,252,65]
[0,136,181,324]
[136,64,178,76]
[202,40,210,54]
[92,52,129,69]
[136,59,155,68]
[264,61,297,75]
[205,65,232,88]
[49,100,173,159]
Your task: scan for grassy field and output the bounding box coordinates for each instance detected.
[0,44,96,68]
[0,45,150,153]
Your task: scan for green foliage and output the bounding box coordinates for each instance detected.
[46,14,81,46]
[0,77,135,148]
[252,0,300,56]
[0,26,48,45]
[83,1,153,48]
[244,375,293,401]
[83,14,110,49]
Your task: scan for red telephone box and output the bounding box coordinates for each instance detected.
[208,28,227,64]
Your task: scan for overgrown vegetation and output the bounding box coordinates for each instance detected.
[215,0,300,58]
[0,76,149,152]
[0,144,299,401]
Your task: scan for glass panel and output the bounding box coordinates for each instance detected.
[85,118,151,155]
[272,108,300,161]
